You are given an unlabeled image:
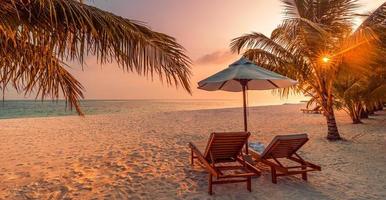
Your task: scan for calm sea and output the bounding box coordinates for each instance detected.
[0,99,252,119]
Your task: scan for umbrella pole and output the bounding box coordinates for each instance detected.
[241,80,248,154]
[242,83,248,132]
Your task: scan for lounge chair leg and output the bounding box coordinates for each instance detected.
[208,174,213,195]
[247,177,251,192]
[271,167,277,184]
[302,165,307,181]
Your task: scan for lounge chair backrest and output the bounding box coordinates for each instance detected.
[260,134,308,159]
[204,132,250,163]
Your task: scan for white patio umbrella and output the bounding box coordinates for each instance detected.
[198,57,297,133]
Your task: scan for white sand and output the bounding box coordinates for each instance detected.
[0,104,385,199]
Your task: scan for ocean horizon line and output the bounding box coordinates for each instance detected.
[0,99,304,120]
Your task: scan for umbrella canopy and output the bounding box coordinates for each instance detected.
[198,57,297,133]
[198,58,297,92]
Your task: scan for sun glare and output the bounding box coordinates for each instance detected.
[322,56,330,63]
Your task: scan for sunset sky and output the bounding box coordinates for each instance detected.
[8,0,386,105]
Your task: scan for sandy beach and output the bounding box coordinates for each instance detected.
[0,104,385,199]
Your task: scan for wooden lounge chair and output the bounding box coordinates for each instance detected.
[301,106,322,114]
[188,132,260,195]
[248,134,321,184]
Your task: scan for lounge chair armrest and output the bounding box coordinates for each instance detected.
[189,142,205,159]
[248,149,289,173]
[288,156,321,171]
[188,142,218,177]
[236,156,261,175]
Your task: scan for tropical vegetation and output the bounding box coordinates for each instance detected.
[0,0,192,115]
[334,4,386,124]
[231,0,386,140]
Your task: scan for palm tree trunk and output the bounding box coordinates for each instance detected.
[368,109,375,115]
[351,112,362,124]
[323,98,341,140]
[325,109,341,140]
[376,102,383,111]
[360,109,369,119]
[351,104,362,124]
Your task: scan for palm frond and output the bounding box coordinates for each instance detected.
[243,49,289,68]
[281,0,358,27]
[230,32,293,59]
[337,27,379,74]
[243,48,312,82]
[280,0,304,18]
[0,36,84,114]
[270,18,332,64]
[357,2,386,29]
[0,0,192,114]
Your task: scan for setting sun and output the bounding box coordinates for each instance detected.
[322,56,331,63]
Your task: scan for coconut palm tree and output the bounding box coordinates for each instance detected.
[231,0,384,140]
[357,2,386,114]
[333,3,386,124]
[333,69,386,124]
[0,0,192,115]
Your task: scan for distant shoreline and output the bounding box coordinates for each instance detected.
[0,100,304,120]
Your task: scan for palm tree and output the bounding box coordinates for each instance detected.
[0,0,192,115]
[231,0,384,140]
[333,69,386,124]
[333,3,386,124]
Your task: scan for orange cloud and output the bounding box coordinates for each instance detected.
[195,50,238,65]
